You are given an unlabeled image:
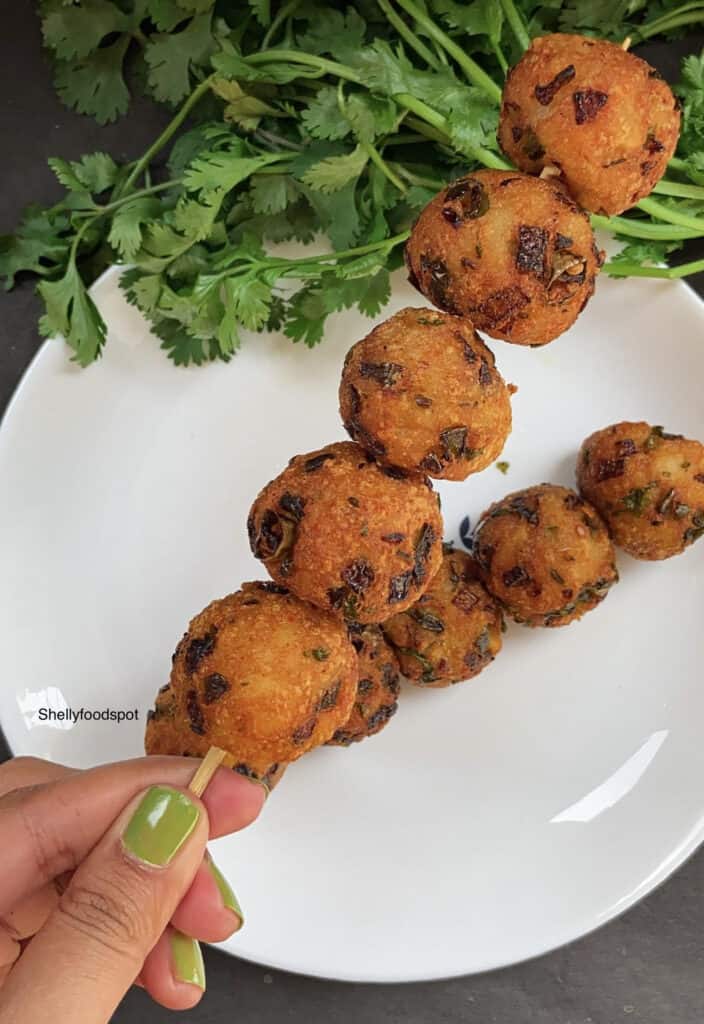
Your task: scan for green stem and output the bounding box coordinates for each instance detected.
[391,0,502,102]
[261,0,302,49]
[499,0,531,51]
[653,179,704,200]
[392,163,445,189]
[399,96,450,136]
[404,114,451,145]
[121,74,216,194]
[362,142,408,193]
[268,230,411,269]
[131,27,148,48]
[591,213,703,240]
[246,50,362,83]
[393,93,507,167]
[491,40,509,75]
[69,219,92,263]
[375,0,442,69]
[384,132,431,145]
[637,196,704,232]
[604,257,704,278]
[638,3,704,38]
[667,156,689,172]
[97,179,181,216]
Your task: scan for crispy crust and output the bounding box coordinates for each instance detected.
[327,624,401,745]
[498,33,680,215]
[405,170,600,346]
[339,308,513,480]
[248,441,444,623]
[383,549,504,686]
[474,483,618,627]
[577,421,704,560]
[145,582,358,775]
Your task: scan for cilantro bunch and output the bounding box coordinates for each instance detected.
[2,0,704,367]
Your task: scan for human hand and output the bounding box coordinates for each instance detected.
[0,754,265,1022]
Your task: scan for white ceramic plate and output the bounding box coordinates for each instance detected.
[1,266,703,982]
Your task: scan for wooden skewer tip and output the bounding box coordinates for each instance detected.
[188,746,233,797]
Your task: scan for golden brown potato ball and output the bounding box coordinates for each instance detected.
[145,685,287,790]
[405,169,601,347]
[577,421,704,560]
[339,307,514,480]
[474,484,619,627]
[248,441,444,623]
[327,624,401,746]
[383,548,504,687]
[498,34,680,215]
[145,582,358,780]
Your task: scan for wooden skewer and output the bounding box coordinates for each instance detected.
[621,36,632,51]
[188,745,234,797]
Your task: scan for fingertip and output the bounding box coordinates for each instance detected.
[140,928,206,1011]
[201,767,267,838]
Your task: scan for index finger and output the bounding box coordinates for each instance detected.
[0,755,265,915]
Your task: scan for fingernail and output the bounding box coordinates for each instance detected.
[122,786,200,867]
[170,930,206,991]
[206,853,244,928]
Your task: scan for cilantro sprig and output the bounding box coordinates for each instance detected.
[2,0,704,366]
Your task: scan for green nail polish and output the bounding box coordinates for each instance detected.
[122,786,200,867]
[170,930,206,991]
[207,854,244,925]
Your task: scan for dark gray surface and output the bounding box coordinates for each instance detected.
[1,7,703,1021]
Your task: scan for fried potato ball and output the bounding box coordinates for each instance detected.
[577,421,704,560]
[248,441,444,623]
[145,582,358,780]
[405,169,601,347]
[498,34,680,215]
[474,484,619,627]
[145,685,287,790]
[383,548,504,687]
[339,307,514,480]
[327,624,401,746]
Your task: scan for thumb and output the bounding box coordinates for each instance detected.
[0,785,208,1024]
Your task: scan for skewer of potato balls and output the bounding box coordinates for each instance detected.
[145,32,696,795]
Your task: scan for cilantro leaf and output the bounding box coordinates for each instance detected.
[346,267,391,317]
[108,197,163,260]
[248,0,271,27]
[121,268,163,313]
[249,174,296,215]
[447,93,500,156]
[38,261,107,366]
[283,287,329,346]
[223,275,273,332]
[155,319,224,366]
[346,94,397,144]
[41,0,127,61]
[301,145,368,193]
[610,239,684,266]
[50,152,120,195]
[298,182,361,249]
[301,87,351,141]
[183,149,283,192]
[53,36,131,124]
[211,78,282,131]
[296,8,366,65]
[147,0,194,32]
[145,13,217,105]
[557,0,634,37]
[0,205,71,289]
[433,0,503,42]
